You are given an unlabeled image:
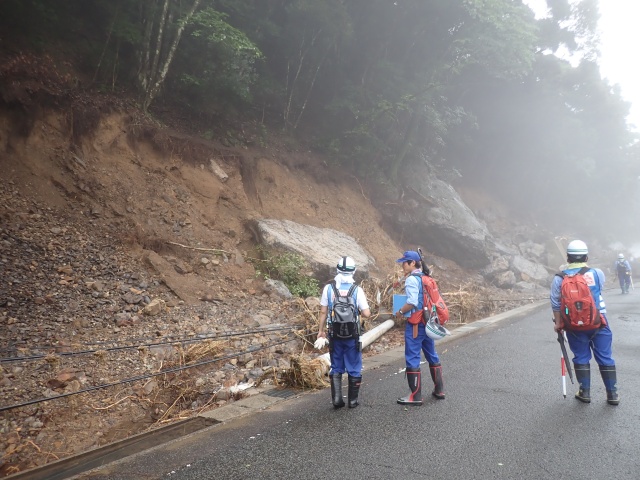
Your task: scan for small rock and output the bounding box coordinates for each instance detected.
[143,299,165,316]
[143,380,158,395]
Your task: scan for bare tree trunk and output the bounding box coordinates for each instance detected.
[389,105,421,184]
[111,40,119,91]
[148,0,170,89]
[283,39,307,129]
[293,46,330,130]
[283,29,323,131]
[292,62,319,130]
[93,8,118,84]
[138,0,201,111]
[138,0,158,92]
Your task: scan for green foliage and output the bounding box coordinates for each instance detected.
[460,0,538,79]
[168,6,263,113]
[202,130,214,140]
[191,8,261,55]
[252,248,319,298]
[257,123,268,148]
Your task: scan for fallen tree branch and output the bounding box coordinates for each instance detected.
[409,186,436,206]
[349,174,369,201]
[166,241,230,255]
[91,395,136,411]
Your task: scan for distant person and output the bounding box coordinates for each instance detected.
[615,253,632,294]
[316,256,371,409]
[550,240,619,405]
[394,250,445,405]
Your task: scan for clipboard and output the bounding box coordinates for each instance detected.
[392,294,407,314]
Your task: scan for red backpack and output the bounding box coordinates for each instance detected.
[556,267,602,331]
[408,274,450,326]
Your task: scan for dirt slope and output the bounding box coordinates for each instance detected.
[0,98,532,475]
[0,104,404,474]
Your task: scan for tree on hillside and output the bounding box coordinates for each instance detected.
[444,51,634,233]
[440,0,639,236]
[167,5,263,116]
[137,0,202,111]
[134,0,263,112]
[536,0,600,60]
[312,0,538,184]
[276,0,352,131]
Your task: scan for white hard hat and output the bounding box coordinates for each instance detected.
[618,253,625,260]
[336,256,356,274]
[567,240,588,256]
[425,315,451,341]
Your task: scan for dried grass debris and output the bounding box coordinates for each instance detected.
[280,354,329,390]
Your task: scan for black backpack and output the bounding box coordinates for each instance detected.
[328,282,360,340]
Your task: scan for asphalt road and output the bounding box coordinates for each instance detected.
[75,291,640,480]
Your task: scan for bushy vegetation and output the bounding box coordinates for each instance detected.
[252,248,319,298]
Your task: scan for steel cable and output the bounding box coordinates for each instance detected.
[0,324,306,364]
[0,332,311,413]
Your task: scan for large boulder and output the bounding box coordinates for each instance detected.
[251,219,375,280]
[518,241,546,262]
[377,165,492,269]
[512,255,551,283]
[481,256,510,277]
[481,253,552,289]
[494,270,517,289]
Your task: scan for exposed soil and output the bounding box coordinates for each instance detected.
[0,73,535,475]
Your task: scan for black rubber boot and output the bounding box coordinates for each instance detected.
[574,363,591,403]
[599,365,620,405]
[330,374,345,408]
[348,375,361,409]
[397,367,423,406]
[429,363,445,400]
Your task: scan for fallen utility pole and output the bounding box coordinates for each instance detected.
[317,319,395,370]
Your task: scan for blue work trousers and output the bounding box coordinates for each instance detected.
[618,274,631,290]
[329,338,362,377]
[566,320,615,366]
[404,323,440,369]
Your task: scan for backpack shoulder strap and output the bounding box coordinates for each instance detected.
[347,283,359,319]
[577,267,590,275]
[328,281,338,309]
[419,273,434,300]
[555,272,566,279]
[410,273,424,289]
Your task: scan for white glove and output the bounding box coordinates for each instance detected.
[314,337,329,350]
